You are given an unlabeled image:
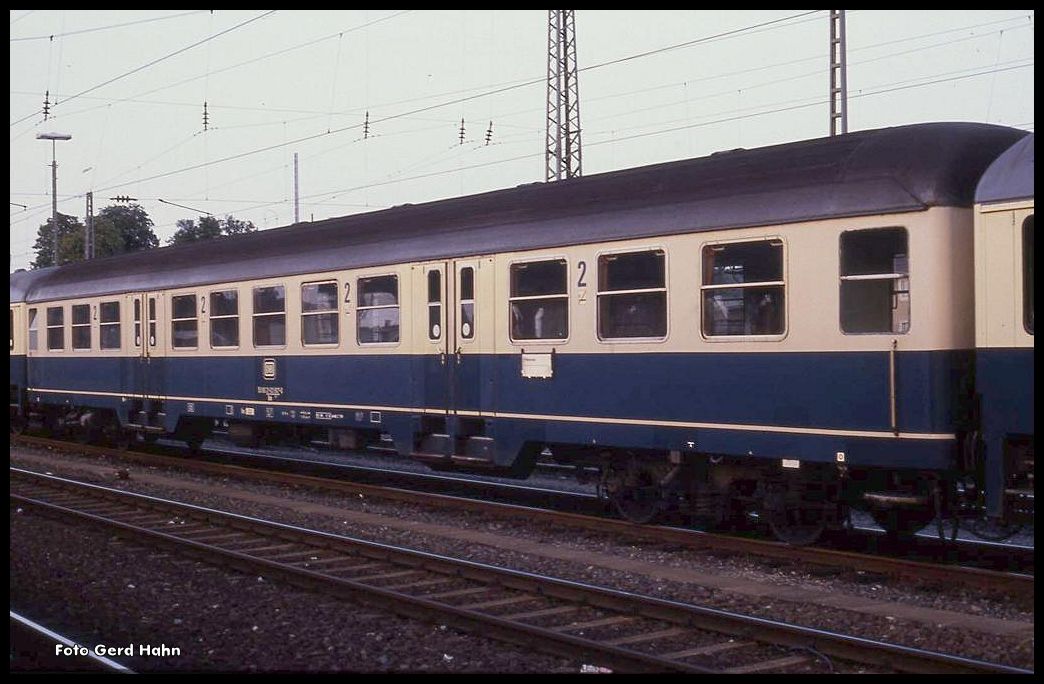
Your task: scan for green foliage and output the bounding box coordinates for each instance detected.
[30,203,159,269]
[95,204,159,252]
[166,214,258,246]
[30,214,84,268]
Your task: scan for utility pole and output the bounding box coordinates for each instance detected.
[293,152,300,224]
[85,192,94,260]
[36,132,72,265]
[829,10,848,136]
[545,10,583,181]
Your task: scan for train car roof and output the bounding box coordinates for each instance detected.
[975,133,1034,204]
[17,121,1028,303]
[9,267,56,303]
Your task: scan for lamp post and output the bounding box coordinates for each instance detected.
[36,132,72,265]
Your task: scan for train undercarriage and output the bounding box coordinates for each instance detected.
[13,398,1032,546]
[548,443,1033,545]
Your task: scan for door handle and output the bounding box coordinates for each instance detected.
[455,346,462,365]
[439,351,446,366]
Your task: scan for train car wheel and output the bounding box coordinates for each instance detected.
[42,410,65,438]
[767,505,827,546]
[113,430,132,451]
[605,461,665,524]
[871,508,935,538]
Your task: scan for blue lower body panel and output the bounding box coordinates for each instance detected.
[977,347,1035,517]
[26,349,967,471]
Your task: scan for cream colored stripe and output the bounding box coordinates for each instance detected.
[29,386,956,441]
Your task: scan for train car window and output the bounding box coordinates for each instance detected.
[460,266,475,340]
[839,228,909,334]
[134,299,142,347]
[702,240,785,337]
[509,259,568,341]
[427,270,442,340]
[28,308,38,351]
[1024,215,1034,334]
[253,285,286,347]
[357,275,400,344]
[148,298,157,347]
[171,294,198,348]
[597,251,666,340]
[46,306,64,351]
[71,304,91,350]
[210,290,240,348]
[100,301,121,350]
[302,281,339,345]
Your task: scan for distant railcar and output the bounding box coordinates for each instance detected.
[10,122,1032,544]
[972,133,1034,531]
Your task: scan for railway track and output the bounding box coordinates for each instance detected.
[11,434,1034,602]
[9,611,134,673]
[10,467,1030,674]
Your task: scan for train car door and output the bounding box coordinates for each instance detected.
[413,257,495,460]
[450,257,495,419]
[415,262,451,438]
[129,292,166,432]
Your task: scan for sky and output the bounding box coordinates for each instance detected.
[9,10,1035,272]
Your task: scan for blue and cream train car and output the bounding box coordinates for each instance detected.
[973,133,1034,525]
[10,267,54,433]
[11,122,1030,543]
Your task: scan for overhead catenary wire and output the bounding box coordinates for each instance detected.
[13,12,1030,132]
[10,10,209,42]
[12,10,417,131]
[74,11,846,195]
[8,12,1033,262]
[10,10,277,128]
[9,54,1034,234]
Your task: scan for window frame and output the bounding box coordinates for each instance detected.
[147,297,157,348]
[356,273,401,346]
[301,279,340,347]
[699,237,787,342]
[252,284,287,349]
[508,256,570,345]
[1023,214,1034,335]
[170,293,199,350]
[99,300,121,350]
[28,307,38,352]
[595,247,669,343]
[427,268,443,342]
[209,288,240,350]
[458,265,476,342]
[46,305,65,351]
[71,303,92,351]
[837,226,910,336]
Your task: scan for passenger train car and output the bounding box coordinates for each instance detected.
[9,122,1033,544]
[973,133,1034,530]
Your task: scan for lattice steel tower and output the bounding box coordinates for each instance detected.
[545,10,583,181]
[829,10,848,136]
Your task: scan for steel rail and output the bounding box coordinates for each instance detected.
[11,434,1034,601]
[10,467,1032,675]
[9,611,135,673]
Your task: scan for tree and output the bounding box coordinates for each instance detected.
[221,216,257,236]
[30,213,85,268]
[29,202,159,269]
[167,214,258,246]
[94,204,159,252]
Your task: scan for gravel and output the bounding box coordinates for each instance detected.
[10,444,1035,670]
[10,510,580,673]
